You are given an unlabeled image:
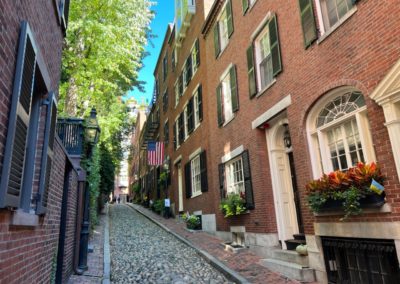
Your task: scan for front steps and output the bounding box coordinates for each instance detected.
[260,234,315,282]
[285,233,306,250]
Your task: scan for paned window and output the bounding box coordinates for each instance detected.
[307,88,376,175]
[225,156,245,195]
[214,0,233,58]
[175,80,179,107]
[217,65,238,126]
[247,14,282,97]
[320,0,353,30]
[164,120,169,145]
[193,85,203,128]
[191,156,201,196]
[162,54,168,81]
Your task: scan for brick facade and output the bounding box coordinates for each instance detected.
[0,0,81,283]
[141,0,400,282]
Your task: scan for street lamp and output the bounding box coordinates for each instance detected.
[78,107,100,273]
[163,156,170,218]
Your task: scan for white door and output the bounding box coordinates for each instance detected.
[178,163,184,212]
[266,119,299,249]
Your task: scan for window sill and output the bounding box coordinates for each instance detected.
[222,115,235,127]
[255,79,277,98]
[216,41,230,60]
[317,7,358,45]
[191,192,202,199]
[11,209,39,227]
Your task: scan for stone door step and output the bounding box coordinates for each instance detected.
[272,249,309,267]
[260,258,315,282]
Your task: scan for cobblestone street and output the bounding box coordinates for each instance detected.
[109,205,230,283]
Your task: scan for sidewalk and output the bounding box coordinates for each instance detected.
[128,203,300,284]
[68,212,107,284]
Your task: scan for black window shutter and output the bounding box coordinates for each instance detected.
[198,85,203,122]
[61,0,71,33]
[226,0,234,38]
[0,21,36,208]
[187,97,194,134]
[173,121,177,149]
[242,150,255,209]
[214,24,220,58]
[216,84,224,127]
[299,0,317,48]
[178,112,184,144]
[247,45,257,98]
[200,151,208,192]
[186,56,192,85]
[179,73,183,96]
[195,39,200,67]
[164,122,169,145]
[242,0,249,14]
[37,93,57,214]
[269,14,282,77]
[230,65,239,113]
[218,163,226,199]
[185,162,192,198]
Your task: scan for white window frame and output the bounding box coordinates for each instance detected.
[174,79,179,107]
[220,67,234,123]
[193,86,201,129]
[225,156,245,195]
[191,155,202,197]
[217,2,229,53]
[191,41,198,75]
[306,87,376,178]
[315,0,357,36]
[254,26,274,91]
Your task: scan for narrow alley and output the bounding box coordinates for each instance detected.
[109,205,230,283]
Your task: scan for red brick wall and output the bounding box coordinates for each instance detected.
[0,139,79,283]
[202,0,400,234]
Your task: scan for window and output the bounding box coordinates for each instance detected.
[184,105,189,140]
[307,88,376,176]
[217,65,238,126]
[225,156,245,195]
[247,14,282,97]
[175,80,180,107]
[184,55,192,87]
[214,0,233,58]
[178,112,184,145]
[171,48,176,72]
[173,119,178,149]
[319,0,354,31]
[299,0,317,47]
[164,120,169,146]
[219,150,254,209]
[163,90,168,112]
[242,0,257,14]
[162,54,168,81]
[191,156,201,196]
[191,39,200,74]
[184,151,208,198]
[0,22,56,215]
[193,85,203,128]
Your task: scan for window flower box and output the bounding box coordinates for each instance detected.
[219,193,247,218]
[306,162,385,220]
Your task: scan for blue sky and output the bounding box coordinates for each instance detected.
[126,0,175,104]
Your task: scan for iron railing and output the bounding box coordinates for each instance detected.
[57,118,84,156]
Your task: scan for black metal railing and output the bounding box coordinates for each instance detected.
[322,236,400,284]
[57,118,84,155]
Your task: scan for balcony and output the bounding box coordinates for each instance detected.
[176,0,196,46]
[57,118,84,156]
[139,114,160,150]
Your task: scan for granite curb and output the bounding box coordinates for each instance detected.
[125,203,250,284]
[102,204,111,284]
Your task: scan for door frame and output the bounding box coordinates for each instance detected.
[265,117,299,249]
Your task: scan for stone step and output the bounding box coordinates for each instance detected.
[285,239,306,250]
[260,258,315,282]
[293,233,306,241]
[272,249,309,267]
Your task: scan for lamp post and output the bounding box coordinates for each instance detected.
[78,108,100,272]
[163,156,170,218]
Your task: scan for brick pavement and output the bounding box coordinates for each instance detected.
[68,213,106,284]
[128,204,301,284]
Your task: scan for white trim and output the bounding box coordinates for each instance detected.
[220,63,234,81]
[251,95,292,129]
[314,222,400,239]
[250,12,272,40]
[221,145,244,163]
[173,155,182,165]
[189,147,202,160]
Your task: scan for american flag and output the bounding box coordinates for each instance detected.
[147,141,164,166]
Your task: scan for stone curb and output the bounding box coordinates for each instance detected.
[102,204,111,284]
[125,204,250,284]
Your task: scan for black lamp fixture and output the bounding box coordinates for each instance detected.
[283,123,292,149]
[85,108,101,144]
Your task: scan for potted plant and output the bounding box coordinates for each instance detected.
[182,212,201,230]
[219,192,247,218]
[306,162,385,220]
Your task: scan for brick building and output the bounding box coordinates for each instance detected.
[0,1,86,283]
[138,0,400,283]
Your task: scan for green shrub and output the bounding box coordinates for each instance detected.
[219,193,247,218]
